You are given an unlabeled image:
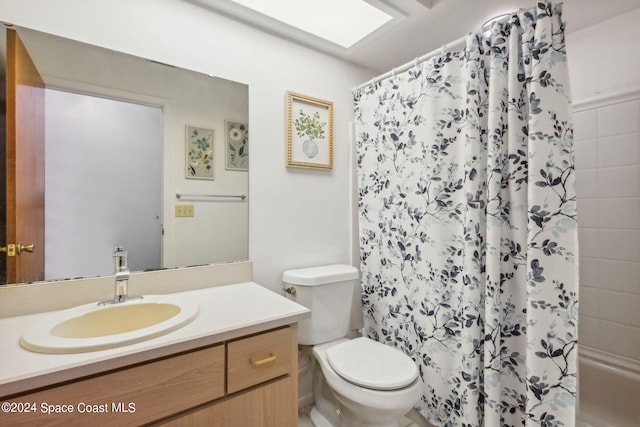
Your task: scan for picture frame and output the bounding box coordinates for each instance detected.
[186,125,214,180]
[225,120,249,171]
[286,91,333,170]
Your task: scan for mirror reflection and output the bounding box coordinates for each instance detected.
[1,25,249,286]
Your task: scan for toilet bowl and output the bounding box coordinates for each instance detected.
[282,265,422,427]
[312,338,423,427]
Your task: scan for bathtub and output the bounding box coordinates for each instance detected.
[578,347,640,427]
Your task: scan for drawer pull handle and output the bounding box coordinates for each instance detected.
[250,353,277,366]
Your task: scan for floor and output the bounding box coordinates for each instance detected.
[298,405,420,427]
[299,407,600,427]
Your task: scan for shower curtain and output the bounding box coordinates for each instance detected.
[354,2,577,426]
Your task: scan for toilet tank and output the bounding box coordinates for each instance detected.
[283,264,359,345]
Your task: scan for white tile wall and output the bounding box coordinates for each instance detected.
[575,97,640,361]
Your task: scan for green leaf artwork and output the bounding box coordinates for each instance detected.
[294,110,326,140]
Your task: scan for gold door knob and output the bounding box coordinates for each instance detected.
[17,243,35,254]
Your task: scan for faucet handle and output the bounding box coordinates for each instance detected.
[113,246,128,269]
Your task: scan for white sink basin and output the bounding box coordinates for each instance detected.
[20,295,199,354]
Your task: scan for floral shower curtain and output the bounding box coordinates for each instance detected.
[354,2,578,426]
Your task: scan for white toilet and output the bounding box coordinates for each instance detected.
[283,264,422,427]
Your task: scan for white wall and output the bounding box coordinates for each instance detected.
[0,0,374,293]
[573,96,640,363]
[568,8,640,102]
[568,8,640,363]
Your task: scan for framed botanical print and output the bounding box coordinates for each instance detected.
[186,125,214,180]
[225,120,248,171]
[286,91,333,170]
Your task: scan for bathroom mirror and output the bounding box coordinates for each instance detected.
[0,25,249,286]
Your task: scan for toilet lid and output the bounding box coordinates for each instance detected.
[326,337,418,391]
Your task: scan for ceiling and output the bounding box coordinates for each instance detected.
[192,0,639,74]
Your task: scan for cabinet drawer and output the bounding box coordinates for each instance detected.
[1,344,225,426]
[227,327,295,394]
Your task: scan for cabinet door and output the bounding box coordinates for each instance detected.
[159,376,297,427]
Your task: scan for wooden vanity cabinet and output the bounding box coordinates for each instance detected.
[1,325,298,427]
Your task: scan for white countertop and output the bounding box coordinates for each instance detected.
[0,282,310,397]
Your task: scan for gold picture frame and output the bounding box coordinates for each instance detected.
[286,91,333,170]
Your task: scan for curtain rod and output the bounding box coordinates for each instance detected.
[176,193,247,200]
[354,34,468,92]
[354,13,512,92]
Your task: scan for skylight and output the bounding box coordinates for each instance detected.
[227,0,393,48]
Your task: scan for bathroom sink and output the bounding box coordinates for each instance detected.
[20,295,199,354]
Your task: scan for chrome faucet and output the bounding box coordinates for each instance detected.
[99,246,142,305]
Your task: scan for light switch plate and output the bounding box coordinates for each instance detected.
[175,204,195,217]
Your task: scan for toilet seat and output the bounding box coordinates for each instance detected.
[326,337,418,391]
